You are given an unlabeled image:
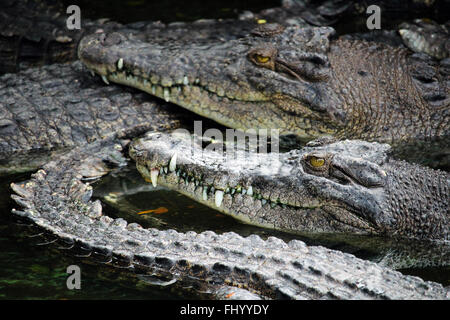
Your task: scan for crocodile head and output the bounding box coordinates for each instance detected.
[79,25,346,140]
[129,131,396,236]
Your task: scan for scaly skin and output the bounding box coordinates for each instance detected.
[0,61,187,174]
[129,131,449,241]
[79,25,449,168]
[9,130,450,299]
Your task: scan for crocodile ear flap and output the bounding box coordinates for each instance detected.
[332,156,387,188]
[288,26,336,54]
[282,52,331,81]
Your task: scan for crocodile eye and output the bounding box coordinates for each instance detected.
[309,156,325,168]
[255,55,270,63]
[302,153,331,175]
[248,47,277,70]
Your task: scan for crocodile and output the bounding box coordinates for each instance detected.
[9,130,450,299]
[78,24,450,169]
[93,159,450,270]
[129,131,449,242]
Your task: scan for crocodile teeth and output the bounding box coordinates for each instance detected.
[164,88,170,102]
[150,169,159,187]
[183,76,189,85]
[101,75,109,85]
[169,153,177,172]
[117,58,123,70]
[247,186,253,196]
[202,187,208,201]
[215,190,224,207]
[90,70,95,77]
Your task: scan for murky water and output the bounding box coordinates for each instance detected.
[1,0,448,299]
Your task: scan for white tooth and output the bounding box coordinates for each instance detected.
[101,75,109,85]
[152,85,156,95]
[90,70,95,77]
[169,153,177,172]
[164,87,170,102]
[183,76,189,85]
[150,169,159,187]
[247,186,253,196]
[215,190,224,207]
[117,58,123,70]
[202,187,208,201]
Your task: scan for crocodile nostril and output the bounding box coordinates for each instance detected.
[98,33,106,43]
[102,32,122,47]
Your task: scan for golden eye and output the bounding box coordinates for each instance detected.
[255,55,270,63]
[309,156,325,168]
